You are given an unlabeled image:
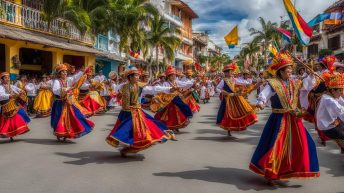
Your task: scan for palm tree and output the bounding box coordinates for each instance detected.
[107,0,158,53]
[41,0,93,35]
[146,14,181,73]
[242,41,260,70]
[249,17,278,65]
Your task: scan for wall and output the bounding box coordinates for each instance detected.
[0,38,96,79]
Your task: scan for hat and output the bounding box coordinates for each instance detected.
[125,65,140,77]
[323,72,344,89]
[0,72,9,79]
[42,74,48,78]
[158,73,166,78]
[322,55,337,73]
[55,63,68,73]
[109,71,117,79]
[267,53,294,76]
[165,65,176,76]
[186,69,193,76]
[242,69,250,74]
[223,63,239,73]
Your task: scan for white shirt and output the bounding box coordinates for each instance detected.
[215,78,251,93]
[94,75,106,82]
[317,94,344,131]
[25,83,38,96]
[0,84,21,101]
[256,84,276,106]
[300,74,317,109]
[52,71,83,96]
[80,80,91,91]
[162,80,194,90]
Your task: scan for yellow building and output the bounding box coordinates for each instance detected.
[0,0,100,79]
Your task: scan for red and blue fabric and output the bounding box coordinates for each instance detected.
[154,96,193,130]
[51,98,94,139]
[249,89,320,180]
[106,110,172,153]
[0,107,30,138]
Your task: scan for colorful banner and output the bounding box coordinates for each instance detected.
[224,25,239,49]
[283,0,313,45]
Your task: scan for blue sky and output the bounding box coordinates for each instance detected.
[184,0,338,57]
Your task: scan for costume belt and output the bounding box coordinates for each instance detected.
[271,108,291,114]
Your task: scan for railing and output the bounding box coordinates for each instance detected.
[0,0,93,45]
[163,11,182,26]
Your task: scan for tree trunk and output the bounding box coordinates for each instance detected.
[156,46,159,74]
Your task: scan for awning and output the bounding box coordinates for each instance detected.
[0,24,102,54]
[97,51,125,62]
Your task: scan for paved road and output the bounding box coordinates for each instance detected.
[1,97,344,193]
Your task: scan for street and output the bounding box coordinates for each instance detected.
[0,97,344,193]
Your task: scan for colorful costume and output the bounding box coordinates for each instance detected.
[249,53,319,180]
[154,66,194,130]
[216,64,258,131]
[51,65,94,139]
[316,73,344,151]
[0,76,30,138]
[79,79,106,116]
[33,81,53,117]
[106,68,173,153]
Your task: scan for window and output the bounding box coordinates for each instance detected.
[308,44,318,58]
[328,35,341,51]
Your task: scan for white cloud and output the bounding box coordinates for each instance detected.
[184,0,338,57]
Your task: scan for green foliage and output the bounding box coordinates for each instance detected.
[319,49,333,58]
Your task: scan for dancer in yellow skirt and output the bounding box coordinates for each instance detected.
[34,75,53,118]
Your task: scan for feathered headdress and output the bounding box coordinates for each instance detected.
[267,52,294,76]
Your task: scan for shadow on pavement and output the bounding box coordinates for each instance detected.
[153,166,302,191]
[197,129,227,135]
[193,136,239,142]
[23,138,76,145]
[55,151,145,165]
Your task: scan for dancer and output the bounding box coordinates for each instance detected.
[34,74,53,118]
[154,66,193,132]
[216,63,258,136]
[250,53,319,184]
[183,69,200,113]
[316,72,344,153]
[51,64,94,142]
[106,66,174,157]
[0,72,30,141]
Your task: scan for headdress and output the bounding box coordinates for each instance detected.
[165,65,176,76]
[323,72,344,89]
[267,52,294,76]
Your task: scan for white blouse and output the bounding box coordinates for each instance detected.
[52,71,83,96]
[25,83,39,96]
[316,94,344,131]
[216,78,251,93]
[162,80,194,90]
[0,84,21,101]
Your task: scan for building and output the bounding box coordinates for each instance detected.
[303,0,344,60]
[94,31,124,78]
[150,0,198,71]
[0,0,103,79]
[192,32,208,71]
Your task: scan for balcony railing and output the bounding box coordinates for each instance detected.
[0,0,93,45]
[163,12,182,27]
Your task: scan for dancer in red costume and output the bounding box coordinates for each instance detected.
[0,72,30,142]
[216,63,258,136]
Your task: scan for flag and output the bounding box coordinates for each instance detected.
[308,13,331,27]
[268,44,278,57]
[224,25,239,49]
[324,12,343,25]
[275,27,292,43]
[283,0,313,45]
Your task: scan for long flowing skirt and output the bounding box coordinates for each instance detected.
[216,97,257,131]
[0,108,30,138]
[51,100,94,139]
[154,96,193,130]
[34,89,53,117]
[184,93,200,113]
[106,110,173,153]
[249,113,320,180]
[80,91,106,115]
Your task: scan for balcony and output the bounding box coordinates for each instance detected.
[0,0,93,45]
[175,49,193,61]
[163,12,182,27]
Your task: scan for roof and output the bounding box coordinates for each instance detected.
[0,24,102,55]
[325,0,344,12]
[170,0,198,19]
[97,52,125,62]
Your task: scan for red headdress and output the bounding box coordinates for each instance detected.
[267,52,294,76]
[165,65,176,76]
